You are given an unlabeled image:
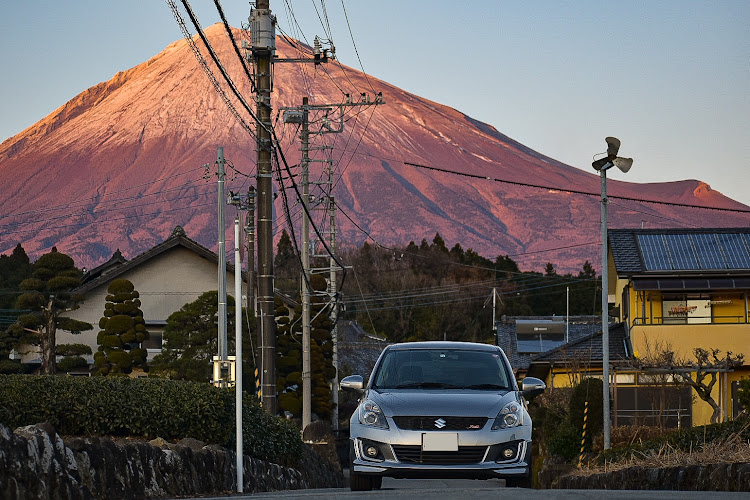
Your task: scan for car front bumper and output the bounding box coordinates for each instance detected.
[349,423,532,479]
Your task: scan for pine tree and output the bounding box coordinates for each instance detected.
[9,248,92,374]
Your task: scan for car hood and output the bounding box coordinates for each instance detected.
[367,389,516,417]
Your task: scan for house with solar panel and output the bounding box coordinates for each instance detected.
[607,227,750,426]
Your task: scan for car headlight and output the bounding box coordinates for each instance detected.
[358,400,389,429]
[491,401,523,430]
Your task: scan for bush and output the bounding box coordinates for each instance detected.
[738,378,750,414]
[0,375,303,465]
[569,378,603,445]
[600,414,750,464]
[57,356,88,372]
[547,420,581,460]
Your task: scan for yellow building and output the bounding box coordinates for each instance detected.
[608,227,750,426]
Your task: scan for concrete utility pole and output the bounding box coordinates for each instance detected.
[282,94,384,430]
[251,0,277,415]
[328,196,340,430]
[300,97,312,429]
[233,217,243,493]
[218,147,228,362]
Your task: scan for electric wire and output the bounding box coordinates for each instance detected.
[213,0,256,93]
[167,0,257,139]
[405,161,750,214]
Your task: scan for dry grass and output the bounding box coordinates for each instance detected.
[573,432,750,475]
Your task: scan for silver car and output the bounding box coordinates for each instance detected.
[340,341,545,491]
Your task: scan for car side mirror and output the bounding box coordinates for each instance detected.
[520,377,546,398]
[340,374,364,393]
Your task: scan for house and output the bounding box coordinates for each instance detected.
[19,226,279,368]
[607,227,750,425]
[495,315,608,375]
[525,227,750,428]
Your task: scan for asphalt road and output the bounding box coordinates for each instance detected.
[186,476,748,499]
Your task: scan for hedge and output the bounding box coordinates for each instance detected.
[0,375,303,466]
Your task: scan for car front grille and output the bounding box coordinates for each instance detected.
[392,416,488,431]
[392,445,488,464]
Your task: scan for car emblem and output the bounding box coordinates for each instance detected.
[434,418,446,429]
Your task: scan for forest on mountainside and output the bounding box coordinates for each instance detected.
[275,232,603,344]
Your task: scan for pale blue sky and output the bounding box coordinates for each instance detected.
[1,1,748,205]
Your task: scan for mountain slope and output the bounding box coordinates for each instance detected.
[0,24,747,273]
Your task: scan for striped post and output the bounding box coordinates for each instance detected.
[255,367,262,404]
[577,400,589,469]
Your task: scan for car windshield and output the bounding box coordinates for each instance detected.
[371,348,512,390]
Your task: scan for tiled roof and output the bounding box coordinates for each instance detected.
[529,323,630,365]
[337,320,389,377]
[75,226,226,294]
[73,226,297,308]
[496,316,606,371]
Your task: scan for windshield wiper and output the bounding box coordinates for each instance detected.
[463,384,507,390]
[393,382,462,389]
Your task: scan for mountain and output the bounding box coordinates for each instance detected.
[0,24,747,273]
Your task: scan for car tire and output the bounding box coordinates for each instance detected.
[350,471,373,491]
[505,474,531,488]
[372,476,383,489]
[505,446,533,488]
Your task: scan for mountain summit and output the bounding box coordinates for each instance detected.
[0,24,746,272]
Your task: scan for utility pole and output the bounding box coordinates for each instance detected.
[300,97,312,429]
[212,147,230,386]
[233,217,243,493]
[218,147,227,361]
[282,93,384,431]
[251,1,277,414]
[329,196,340,430]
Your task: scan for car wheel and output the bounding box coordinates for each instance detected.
[350,471,373,491]
[505,446,533,488]
[505,474,531,488]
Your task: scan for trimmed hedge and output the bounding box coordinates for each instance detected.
[0,375,303,466]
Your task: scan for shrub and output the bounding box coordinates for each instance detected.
[57,356,88,372]
[569,377,604,446]
[0,375,302,465]
[600,414,750,464]
[547,419,581,460]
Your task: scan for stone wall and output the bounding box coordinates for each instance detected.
[0,422,344,499]
[553,463,750,492]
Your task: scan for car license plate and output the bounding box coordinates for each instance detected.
[422,432,458,451]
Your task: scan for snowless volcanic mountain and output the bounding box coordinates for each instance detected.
[0,24,748,273]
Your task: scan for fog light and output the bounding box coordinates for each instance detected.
[365,445,379,458]
[503,447,515,459]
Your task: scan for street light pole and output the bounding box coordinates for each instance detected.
[592,137,633,451]
[599,165,611,451]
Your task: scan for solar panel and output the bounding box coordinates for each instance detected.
[636,232,750,271]
[718,233,750,269]
[664,234,699,270]
[638,234,671,270]
[692,233,724,269]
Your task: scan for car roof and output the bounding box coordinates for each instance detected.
[386,341,501,352]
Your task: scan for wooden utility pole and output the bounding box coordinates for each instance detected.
[251,0,277,414]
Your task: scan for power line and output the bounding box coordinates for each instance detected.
[405,161,750,214]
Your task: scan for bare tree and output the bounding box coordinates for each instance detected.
[637,340,744,424]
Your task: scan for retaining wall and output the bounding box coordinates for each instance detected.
[0,422,343,499]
